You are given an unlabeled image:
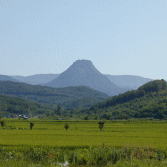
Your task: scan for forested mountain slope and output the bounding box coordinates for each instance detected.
[0,80,109,109]
[77,79,167,119]
[0,94,54,117]
[1,80,166,120]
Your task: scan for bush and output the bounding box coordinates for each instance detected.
[30,122,34,130]
[98,121,104,131]
[64,123,69,130]
[0,121,6,128]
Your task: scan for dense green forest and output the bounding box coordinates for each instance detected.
[0,94,54,117]
[76,79,167,119]
[0,81,109,109]
[89,79,167,109]
[0,79,167,120]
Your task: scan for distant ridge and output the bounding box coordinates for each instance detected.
[12,74,59,85]
[45,59,125,96]
[105,74,153,90]
[11,73,153,91]
[0,74,19,82]
[0,80,109,109]
[8,60,154,93]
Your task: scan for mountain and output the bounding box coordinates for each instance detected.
[78,79,167,119]
[0,74,19,82]
[9,68,153,92]
[12,74,59,85]
[0,80,109,109]
[0,93,54,117]
[45,60,126,96]
[1,79,166,119]
[62,97,105,110]
[11,73,153,92]
[105,74,153,90]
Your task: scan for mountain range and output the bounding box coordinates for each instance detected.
[1,79,167,120]
[10,60,153,94]
[0,59,166,119]
[2,60,153,96]
[0,74,19,82]
[11,73,153,91]
[44,60,127,96]
[12,74,59,85]
[0,80,109,109]
[105,74,153,90]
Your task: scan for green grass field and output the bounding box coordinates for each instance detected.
[1,119,167,166]
[1,119,167,149]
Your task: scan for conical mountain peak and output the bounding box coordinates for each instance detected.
[72,59,93,67]
[69,59,100,74]
[45,60,125,96]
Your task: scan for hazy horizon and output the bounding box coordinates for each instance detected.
[1,1,166,80]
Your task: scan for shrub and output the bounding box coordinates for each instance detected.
[64,123,69,130]
[98,121,104,131]
[0,121,6,128]
[30,122,34,130]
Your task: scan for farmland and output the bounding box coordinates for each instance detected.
[1,119,167,166]
[1,119,167,149]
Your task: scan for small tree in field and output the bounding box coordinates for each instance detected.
[64,123,69,131]
[0,121,5,128]
[98,121,104,131]
[30,122,34,130]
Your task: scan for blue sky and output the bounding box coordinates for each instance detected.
[0,0,167,80]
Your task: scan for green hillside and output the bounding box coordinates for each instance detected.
[0,94,54,117]
[77,79,167,119]
[1,79,166,120]
[0,81,109,109]
[62,97,103,110]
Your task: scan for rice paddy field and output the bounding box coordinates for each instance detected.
[1,119,167,166]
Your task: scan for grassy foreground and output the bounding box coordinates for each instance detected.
[1,119,167,166]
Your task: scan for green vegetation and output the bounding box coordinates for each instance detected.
[0,121,5,128]
[0,93,54,116]
[1,145,167,166]
[0,119,167,149]
[0,80,109,109]
[98,121,104,131]
[0,79,167,166]
[1,79,167,121]
[78,79,167,119]
[64,123,69,130]
[30,122,34,130]
[0,119,167,166]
